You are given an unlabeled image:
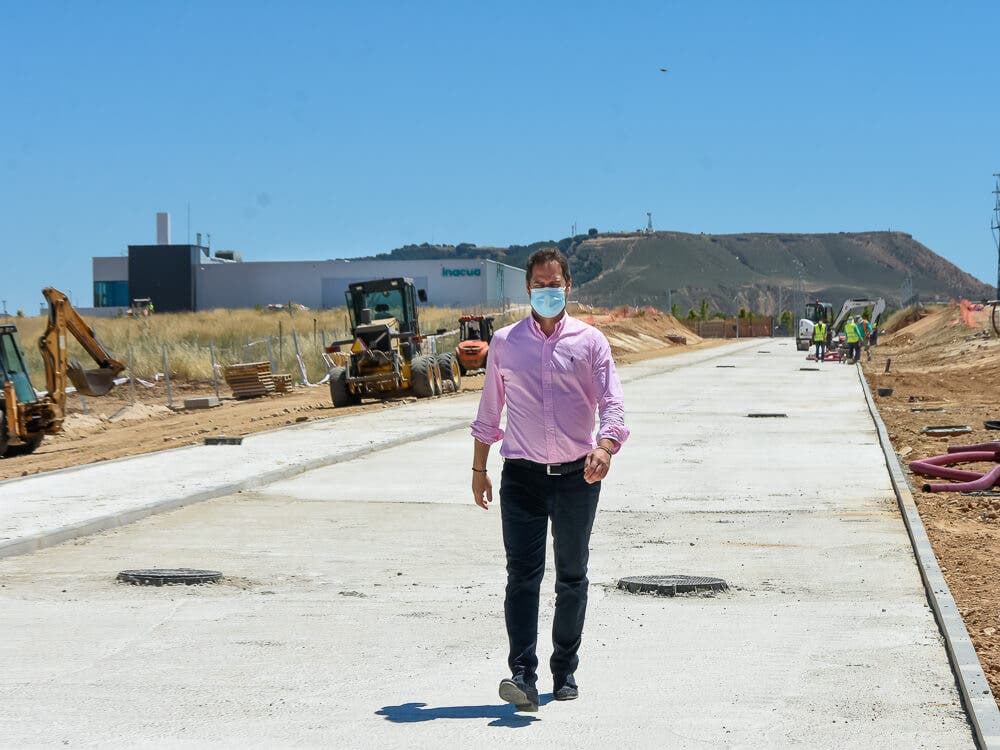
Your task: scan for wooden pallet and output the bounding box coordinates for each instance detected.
[224,362,276,399]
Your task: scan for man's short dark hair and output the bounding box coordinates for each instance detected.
[526,247,571,283]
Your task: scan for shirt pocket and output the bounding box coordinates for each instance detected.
[552,351,592,392]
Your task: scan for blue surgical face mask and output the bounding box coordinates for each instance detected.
[530,287,566,318]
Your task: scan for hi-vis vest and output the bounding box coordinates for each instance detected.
[845,322,860,343]
[813,322,827,342]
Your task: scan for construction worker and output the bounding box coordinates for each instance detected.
[859,315,873,361]
[844,316,861,363]
[813,319,827,362]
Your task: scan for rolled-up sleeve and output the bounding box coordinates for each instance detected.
[591,332,629,451]
[470,336,505,445]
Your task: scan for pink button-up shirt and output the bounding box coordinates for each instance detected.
[470,314,629,464]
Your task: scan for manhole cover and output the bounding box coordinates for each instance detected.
[618,575,728,596]
[117,568,223,586]
[747,413,787,418]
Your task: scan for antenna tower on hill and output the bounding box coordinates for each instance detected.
[646,212,653,233]
[992,173,1000,300]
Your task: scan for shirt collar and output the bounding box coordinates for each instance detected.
[528,311,570,338]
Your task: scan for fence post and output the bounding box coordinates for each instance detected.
[162,344,173,409]
[279,321,284,368]
[210,340,220,400]
[80,394,88,415]
[128,346,135,404]
[292,329,308,385]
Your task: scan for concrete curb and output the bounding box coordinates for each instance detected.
[858,366,1000,749]
[0,418,469,561]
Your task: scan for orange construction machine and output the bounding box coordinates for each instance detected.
[455,315,494,375]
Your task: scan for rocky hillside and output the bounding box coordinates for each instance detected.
[361,231,993,315]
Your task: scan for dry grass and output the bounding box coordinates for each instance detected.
[10,306,517,386]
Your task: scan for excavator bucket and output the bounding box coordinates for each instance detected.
[67,360,118,396]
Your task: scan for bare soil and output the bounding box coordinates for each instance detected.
[0,313,724,481]
[861,303,1000,696]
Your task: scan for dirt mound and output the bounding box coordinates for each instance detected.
[598,314,703,360]
[881,305,937,334]
[876,303,999,373]
[107,403,173,423]
[61,414,107,433]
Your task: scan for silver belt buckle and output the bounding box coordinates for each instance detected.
[546,463,558,476]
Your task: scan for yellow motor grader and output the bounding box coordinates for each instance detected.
[0,288,123,456]
[324,277,459,407]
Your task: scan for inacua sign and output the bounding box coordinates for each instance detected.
[442,268,481,277]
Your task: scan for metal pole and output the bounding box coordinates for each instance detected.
[292,329,308,384]
[210,340,220,400]
[279,321,284,368]
[80,394,88,415]
[128,346,135,404]
[266,336,276,373]
[162,344,173,408]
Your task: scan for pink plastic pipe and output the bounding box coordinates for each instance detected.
[909,451,1000,482]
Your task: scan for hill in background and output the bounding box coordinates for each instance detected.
[361,231,994,315]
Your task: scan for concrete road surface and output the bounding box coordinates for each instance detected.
[0,339,975,748]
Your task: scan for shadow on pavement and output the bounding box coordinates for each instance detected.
[376,698,554,728]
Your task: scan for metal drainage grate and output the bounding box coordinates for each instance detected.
[747,413,787,418]
[757,350,771,354]
[618,575,728,596]
[920,425,972,437]
[715,365,736,368]
[961,490,1000,497]
[910,407,945,413]
[799,367,819,371]
[205,436,243,445]
[117,568,223,586]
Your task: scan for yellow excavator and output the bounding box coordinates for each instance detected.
[1,288,124,457]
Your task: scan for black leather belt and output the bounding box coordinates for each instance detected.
[505,457,587,476]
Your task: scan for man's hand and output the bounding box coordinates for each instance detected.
[584,446,611,484]
[472,471,493,509]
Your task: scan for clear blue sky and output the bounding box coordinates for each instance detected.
[2,1,998,314]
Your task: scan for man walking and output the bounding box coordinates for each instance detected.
[813,319,827,362]
[470,247,629,712]
[859,314,873,362]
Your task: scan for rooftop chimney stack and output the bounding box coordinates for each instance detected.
[156,212,171,245]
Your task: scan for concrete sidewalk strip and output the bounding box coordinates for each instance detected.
[0,341,755,560]
[0,339,980,746]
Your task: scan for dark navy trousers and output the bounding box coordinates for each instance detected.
[499,461,601,685]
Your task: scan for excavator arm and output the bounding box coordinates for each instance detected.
[39,288,124,420]
[831,297,886,333]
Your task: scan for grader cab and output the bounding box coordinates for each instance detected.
[324,278,460,407]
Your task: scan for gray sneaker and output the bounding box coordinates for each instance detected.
[553,675,578,701]
[499,677,539,712]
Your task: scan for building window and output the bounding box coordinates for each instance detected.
[93,280,129,307]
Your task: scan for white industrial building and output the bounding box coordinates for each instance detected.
[92,253,527,313]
